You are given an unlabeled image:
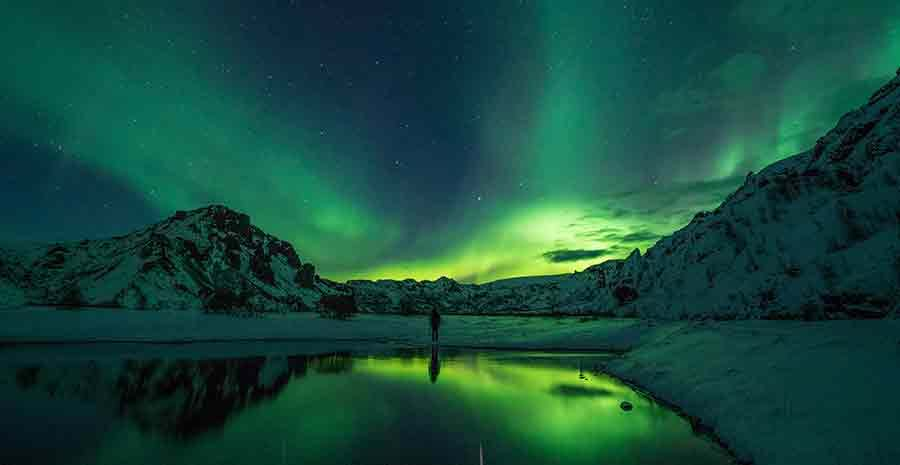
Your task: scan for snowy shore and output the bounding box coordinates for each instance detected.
[604,319,900,465]
[1,308,899,465]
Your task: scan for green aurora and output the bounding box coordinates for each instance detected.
[2,1,898,282]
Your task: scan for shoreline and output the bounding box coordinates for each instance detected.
[608,369,750,465]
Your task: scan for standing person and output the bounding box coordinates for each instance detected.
[430,308,442,344]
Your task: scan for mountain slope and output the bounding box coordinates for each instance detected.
[606,69,900,319]
[0,206,343,311]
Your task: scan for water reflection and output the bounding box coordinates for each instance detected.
[549,384,613,398]
[429,345,441,383]
[10,353,354,440]
[0,348,733,465]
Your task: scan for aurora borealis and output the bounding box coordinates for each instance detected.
[2,1,898,283]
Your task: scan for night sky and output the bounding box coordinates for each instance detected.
[2,1,898,282]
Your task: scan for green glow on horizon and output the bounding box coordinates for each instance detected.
[344,199,676,283]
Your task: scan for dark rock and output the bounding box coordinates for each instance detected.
[801,168,821,177]
[59,285,84,306]
[613,285,638,305]
[869,72,900,104]
[205,288,248,311]
[285,295,311,312]
[833,168,861,190]
[140,257,176,275]
[44,246,67,269]
[318,294,357,319]
[620,401,633,411]
[830,120,877,162]
[209,206,252,240]
[225,250,242,270]
[220,235,243,269]
[298,263,316,288]
[801,301,825,321]
[250,249,275,285]
[822,292,889,319]
[270,240,302,269]
[221,234,241,254]
[399,296,418,315]
[140,234,170,260]
[180,239,203,262]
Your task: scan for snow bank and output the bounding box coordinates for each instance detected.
[605,320,900,465]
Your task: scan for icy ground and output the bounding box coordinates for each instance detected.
[1,308,898,465]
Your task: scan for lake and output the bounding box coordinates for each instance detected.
[0,345,733,465]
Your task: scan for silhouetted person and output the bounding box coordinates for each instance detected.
[429,344,441,383]
[430,308,441,344]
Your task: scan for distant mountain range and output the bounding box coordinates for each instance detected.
[3,70,898,319]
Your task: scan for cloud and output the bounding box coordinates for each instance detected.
[577,208,630,220]
[620,230,662,243]
[541,248,611,263]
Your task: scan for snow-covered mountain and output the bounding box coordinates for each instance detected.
[348,70,900,319]
[603,69,900,319]
[3,71,898,319]
[0,205,346,311]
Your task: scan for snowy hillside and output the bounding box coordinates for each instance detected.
[0,206,344,311]
[599,69,900,319]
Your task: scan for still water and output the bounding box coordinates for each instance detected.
[0,347,732,465]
